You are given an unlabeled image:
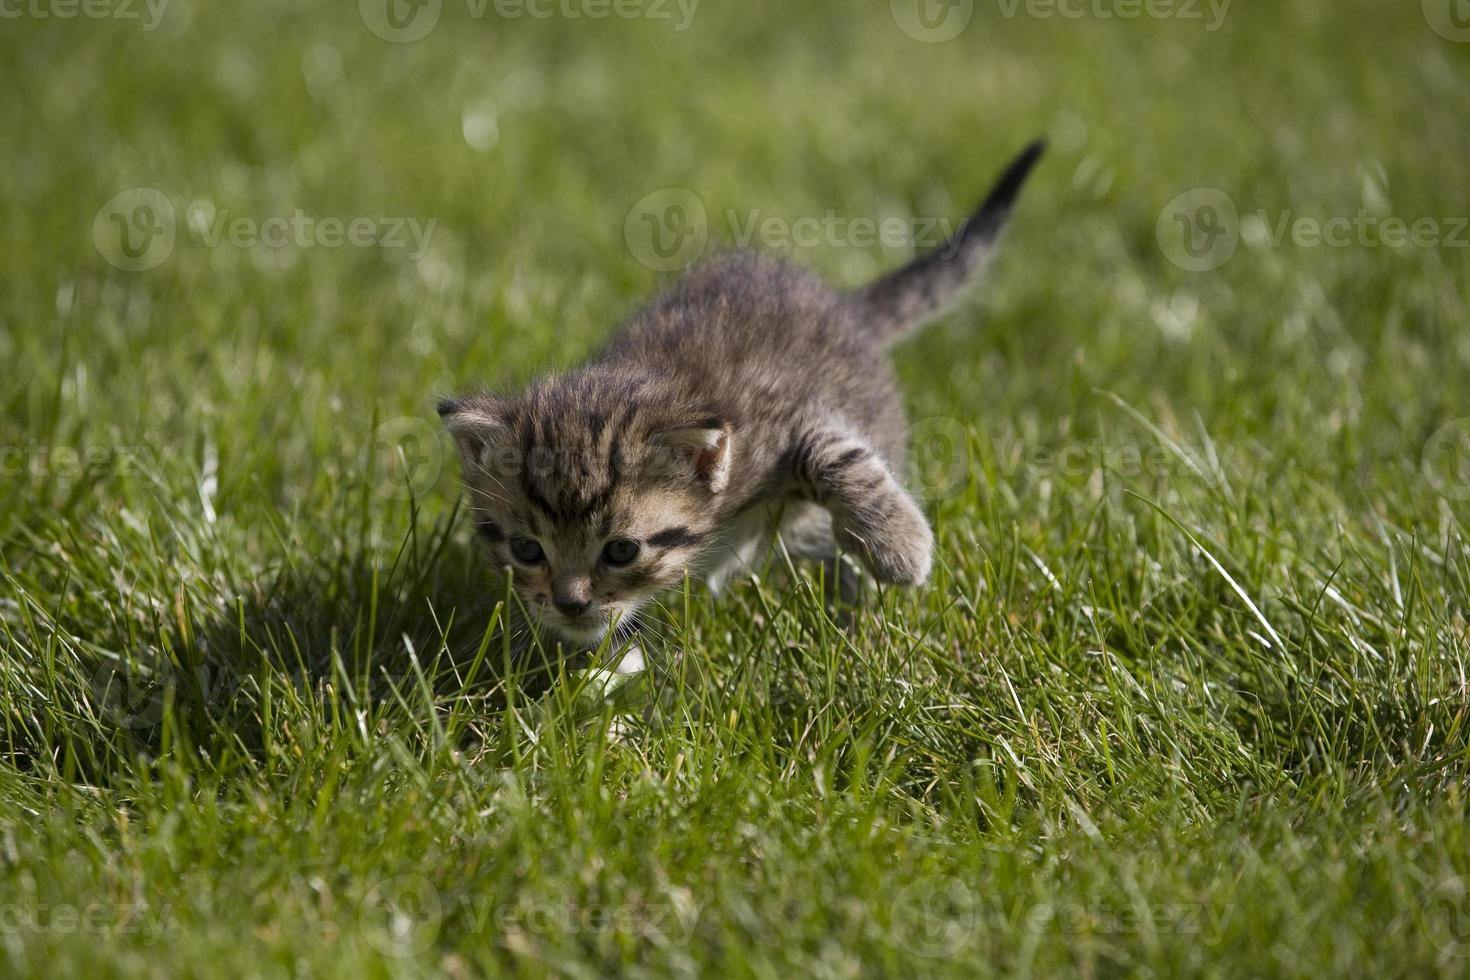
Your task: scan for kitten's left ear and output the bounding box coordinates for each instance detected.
[650,423,732,494]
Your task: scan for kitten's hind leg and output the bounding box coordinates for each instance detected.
[791,425,934,586]
[776,502,865,606]
[821,554,866,607]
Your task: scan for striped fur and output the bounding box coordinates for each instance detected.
[440,142,1043,650]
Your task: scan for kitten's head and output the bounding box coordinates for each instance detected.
[438,373,730,647]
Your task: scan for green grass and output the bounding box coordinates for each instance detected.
[3,1,1470,976]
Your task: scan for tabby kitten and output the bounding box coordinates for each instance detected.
[439,141,1044,652]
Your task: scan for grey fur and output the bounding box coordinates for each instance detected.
[439,141,1044,649]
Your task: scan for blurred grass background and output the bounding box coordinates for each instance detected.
[2,0,1470,976]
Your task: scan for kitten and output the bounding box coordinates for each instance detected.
[439,141,1044,655]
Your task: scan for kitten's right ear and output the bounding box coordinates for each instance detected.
[438,397,506,471]
[650,422,732,493]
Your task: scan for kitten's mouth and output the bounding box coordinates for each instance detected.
[546,613,611,647]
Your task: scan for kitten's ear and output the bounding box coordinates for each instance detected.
[650,423,733,494]
[438,398,506,471]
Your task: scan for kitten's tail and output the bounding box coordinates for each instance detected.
[854,139,1045,346]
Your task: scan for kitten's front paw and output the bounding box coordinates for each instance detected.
[839,500,933,586]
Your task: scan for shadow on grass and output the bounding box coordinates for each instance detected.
[35,509,580,783]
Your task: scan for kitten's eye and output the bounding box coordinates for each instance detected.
[602,539,640,566]
[509,537,545,564]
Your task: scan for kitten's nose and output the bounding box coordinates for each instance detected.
[554,597,591,618]
[552,577,593,618]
